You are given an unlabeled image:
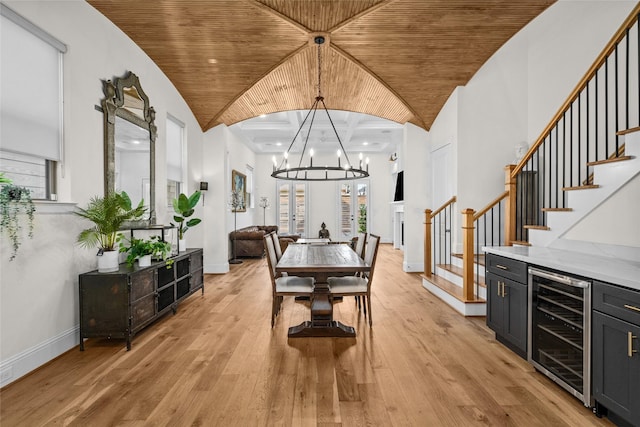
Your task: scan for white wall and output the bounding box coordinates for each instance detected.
[0,1,204,386]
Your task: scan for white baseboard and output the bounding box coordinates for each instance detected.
[0,326,79,388]
[403,261,424,272]
[422,279,486,316]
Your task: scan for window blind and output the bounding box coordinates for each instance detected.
[0,5,65,161]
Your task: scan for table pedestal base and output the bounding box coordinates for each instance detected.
[288,321,355,337]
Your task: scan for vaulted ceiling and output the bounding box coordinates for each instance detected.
[87,0,555,132]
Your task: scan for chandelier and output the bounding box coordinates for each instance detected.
[271,36,370,181]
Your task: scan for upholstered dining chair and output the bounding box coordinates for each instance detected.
[353,232,367,308]
[271,231,283,261]
[354,232,367,258]
[328,233,380,327]
[263,234,314,327]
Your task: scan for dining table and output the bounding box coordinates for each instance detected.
[275,243,370,337]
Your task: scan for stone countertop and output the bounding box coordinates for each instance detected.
[483,246,640,291]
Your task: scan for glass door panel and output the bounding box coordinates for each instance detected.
[278,181,307,236]
[338,180,369,239]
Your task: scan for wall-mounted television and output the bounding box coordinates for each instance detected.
[393,171,404,202]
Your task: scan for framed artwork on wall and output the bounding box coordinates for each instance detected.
[231,169,247,212]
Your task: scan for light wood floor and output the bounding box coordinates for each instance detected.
[0,244,613,426]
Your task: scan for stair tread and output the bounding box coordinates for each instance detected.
[562,184,600,191]
[541,208,573,212]
[523,225,550,230]
[436,263,486,287]
[421,274,485,303]
[586,155,634,166]
[452,253,486,266]
[512,240,532,246]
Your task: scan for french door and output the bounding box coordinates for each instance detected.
[277,181,307,235]
[338,180,369,240]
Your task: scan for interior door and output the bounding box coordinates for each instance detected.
[278,181,307,235]
[338,180,369,240]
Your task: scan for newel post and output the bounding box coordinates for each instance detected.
[461,208,475,301]
[504,164,517,246]
[424,209,432,277]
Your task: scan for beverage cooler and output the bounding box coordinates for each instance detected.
[528,267,592,407]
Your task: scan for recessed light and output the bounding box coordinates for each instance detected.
[208,58,218,64]
[259,114,266,118]
[363,142,369,146]
[276,142,282,146]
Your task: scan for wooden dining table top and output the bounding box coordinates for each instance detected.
[275,243,369,275]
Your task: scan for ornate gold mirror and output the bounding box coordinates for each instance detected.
[101,71,156,223]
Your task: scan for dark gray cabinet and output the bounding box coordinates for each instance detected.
[593,281,640,427]
[79,248,203,350]
[486,254,528,359]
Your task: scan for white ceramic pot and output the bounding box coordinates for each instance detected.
[178,239,186,252]
[138,254,152,267]
[97,250,120,273]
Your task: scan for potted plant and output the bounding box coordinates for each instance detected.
[75,191,146,272]
[171,190,201,251]
[120,235,171,267]
[0,182,36,261]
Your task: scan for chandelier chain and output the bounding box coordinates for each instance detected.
[317,40,322,98]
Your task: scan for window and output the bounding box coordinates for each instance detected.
[166,114,184,202]
[338,180,369,239]
[277,181,307,235]
[0,5,65,199]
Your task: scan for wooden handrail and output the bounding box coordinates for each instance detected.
[430,196,457,218]
[511,2,640,178]
[473,191,509,221]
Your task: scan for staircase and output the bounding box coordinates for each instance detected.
[528,130,640,247]
[422,4,640,316]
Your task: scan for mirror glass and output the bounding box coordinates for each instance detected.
[114,116,150,212]
[102,71,156,224]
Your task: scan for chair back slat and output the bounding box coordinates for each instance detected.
[263,234,278,289]
[354,232,367,258]
[272,232,283,260]
[364,234,380,283]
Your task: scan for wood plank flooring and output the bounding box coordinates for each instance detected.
[0,244,613,426]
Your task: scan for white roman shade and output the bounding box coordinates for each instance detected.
[166,115,184,182]
[0,5,66,161]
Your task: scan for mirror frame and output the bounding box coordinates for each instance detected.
[101,71,156,224]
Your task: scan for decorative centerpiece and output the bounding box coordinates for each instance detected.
[171,190,201,252]
[75,191,146,272]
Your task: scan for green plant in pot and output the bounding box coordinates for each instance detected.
[75,191,146,272]
[171,190,201,252]
[0,182,36,261]
[120,235,172,268]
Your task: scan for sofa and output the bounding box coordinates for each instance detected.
[228,225,277,258]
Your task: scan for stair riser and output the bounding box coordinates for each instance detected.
[529,136,640,247]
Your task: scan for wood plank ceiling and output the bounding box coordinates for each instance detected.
[87,0,555,131]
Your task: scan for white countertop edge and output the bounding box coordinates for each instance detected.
[483,246,640,291]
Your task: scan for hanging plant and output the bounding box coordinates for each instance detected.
[0,184,36,261]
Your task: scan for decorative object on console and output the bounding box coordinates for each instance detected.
[270,36,369,182]
[75,190,146,273]
[171,190,202,252]
[229,188,244,264]
[120,235,172,267]
[258,196,270,225]
[0,183,36,261]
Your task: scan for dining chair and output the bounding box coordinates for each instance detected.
[328,233,380,327]
[353,232,367,308]
[271,231,283,261]
[263,234,315,327]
